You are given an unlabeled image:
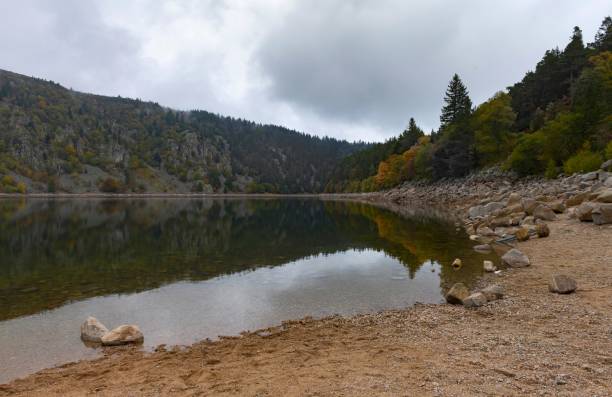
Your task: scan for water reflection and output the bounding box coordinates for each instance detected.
[0,198,490,321]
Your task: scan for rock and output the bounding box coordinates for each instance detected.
[507,192,521,206]
[501,248,531,268]
[476,226,497,236]
[101,325,144,346]
[514,227,530,242]
[600,159,612,171]
[463,292,488,308]
[445,283,470,304]
[521,198,538,215]
[564,192,589,207]
[533,204,556,221]
[592,203,612,225]
[549,275,577,294]
[595,188,612,203]
[535,223,550,238]
[549,201,566,213]
[468,205,486,218]
[451,258,462,269]
[521,216,536,225]
[80,317,109,343]
[582,171,598,181]
[484,201,506,215]
[490,216,511,228]
[481,284,504,301]
[483,260,497,272]
[473,244,491,253]
[576,202,597,221]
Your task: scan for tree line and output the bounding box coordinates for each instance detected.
[326,16,612,192]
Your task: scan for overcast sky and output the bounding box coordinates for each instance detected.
[0,1,610,142]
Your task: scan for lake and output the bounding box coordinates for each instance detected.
[0,198,494,383]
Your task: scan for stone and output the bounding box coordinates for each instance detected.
[604,177,612,188]
[582,171,598,181]
[595,188,612,203]
[535,223,550,238]
[549,201,566,213]
[576,202,597,221]
[533,204,556,221]
[476,226,497,236]
[463,292,488,308]
[484,201,506,215]
[549,275,577,294]
[483,260,497,272]
[101,325,144,346]
[507,193,521,206]
[600,159,612,171]
[514,227,530,242]
[445,283,470,304]
[592,203,612,225]
[80,317,109,343]
[451,258,462,269]
[490,216,511,228]
[473,244,491,253]
[468,205,486,218]
[521,216,536,225]
[501,248,531,268]
[481,284,504,301]
[521,198,538,215]
[564,192,589,207]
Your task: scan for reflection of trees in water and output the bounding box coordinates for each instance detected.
[0,198,487,320]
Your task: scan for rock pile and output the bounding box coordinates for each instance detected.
[445,283,504,308]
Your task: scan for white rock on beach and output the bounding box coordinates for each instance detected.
[80,317,109,343]
[101,325,144,346]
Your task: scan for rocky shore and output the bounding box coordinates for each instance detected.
[1,168,611,396]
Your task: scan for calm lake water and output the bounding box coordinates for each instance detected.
[0,198,493,383]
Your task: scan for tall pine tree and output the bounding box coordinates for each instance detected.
[440,74,472,127]
[589,16,612,52]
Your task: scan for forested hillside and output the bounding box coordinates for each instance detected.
[0,71,364,193]
[326,16,612,192]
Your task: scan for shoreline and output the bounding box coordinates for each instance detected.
[1,174,611,395]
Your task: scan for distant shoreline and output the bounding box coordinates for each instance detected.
[0,192,373,199]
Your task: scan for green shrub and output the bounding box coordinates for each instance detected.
[563,150,603,174]
[544,159,558,179]
[606,140,612,160]
[99,177,126,193]
[505,132,547,176]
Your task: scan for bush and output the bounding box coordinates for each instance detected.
[606,140,612,160]
[563,149,603,174]
[16,182,26,194]
[544,159,558,179]
[506,131,547,176]
[99,177,126,193]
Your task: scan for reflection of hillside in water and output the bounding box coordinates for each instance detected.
[0,198,488,320]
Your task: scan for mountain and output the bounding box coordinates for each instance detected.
[0,70,366,194]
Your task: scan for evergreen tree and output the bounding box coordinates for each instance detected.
[589,16,612,52]
[563,26,587,85]
[440,74,472,127]
[397,117,424,152]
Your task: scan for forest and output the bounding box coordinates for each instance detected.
[325,16,612,192]
[0,71,364,193]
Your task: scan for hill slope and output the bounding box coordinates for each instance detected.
[0,70,364,193]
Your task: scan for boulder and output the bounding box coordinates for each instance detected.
[463,292,488,308]
[549,275,577,294]
[80,317,109,343]
[483,260,496,272]
[549,201,566,214]
[592,203,612,225]
[468,205,486,219]
[576,202,597,221]
[476,226,497,236]
[535,223,550,238]
[490,216,511,228]
[533,204,556,221]
[595,188,612,203]
[101,325,144,346]
[564,192,589,207]
[481,284,504,301]
[507,192,521,206]
[473,244,492,253]
[501,248,531,268]
[451,258,462,269]
[514,227,530,242]
[445,283,470,304]
[521,216,536,226]
[484,201,506,215]
[521,198,538,215]
[582,171,598,181]
[468,201,505,219]
[600,159,612,172]
[604,177,612,188]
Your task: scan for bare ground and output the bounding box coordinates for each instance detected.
[1,215,611,396]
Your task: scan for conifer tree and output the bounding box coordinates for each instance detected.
[440,74,472,127]
[589,16,612,52]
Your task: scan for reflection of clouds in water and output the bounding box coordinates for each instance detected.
[0,249,442,383]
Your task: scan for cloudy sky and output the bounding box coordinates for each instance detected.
[0,1,609,142]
